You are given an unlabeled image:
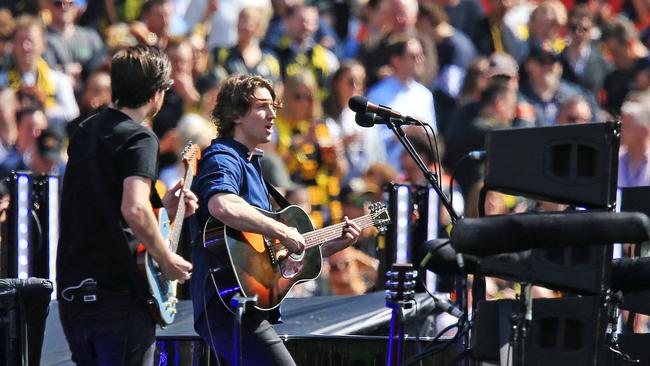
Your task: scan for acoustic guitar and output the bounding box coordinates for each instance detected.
[202,203,391,310]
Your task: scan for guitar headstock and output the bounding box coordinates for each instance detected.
[369,202,391,231]
[181,142,200,176]
[385,263,417,308]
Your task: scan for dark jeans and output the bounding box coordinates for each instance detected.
[196,297,296,366]
[59,291,155,366]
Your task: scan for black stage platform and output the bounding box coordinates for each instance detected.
[41,291,457,365]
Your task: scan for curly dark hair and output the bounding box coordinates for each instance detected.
[111,44,171,109]
[211,75,280,138]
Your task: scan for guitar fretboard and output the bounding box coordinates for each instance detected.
[302,214,376,249]
[168,161,195,253]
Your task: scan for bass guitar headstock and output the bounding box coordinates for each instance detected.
[181,142,200,176]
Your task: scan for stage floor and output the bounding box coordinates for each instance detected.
[41,291,444,365]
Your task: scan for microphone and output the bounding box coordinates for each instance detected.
[355,112,384,128]
[450,211,650,257]
[349,96,420,125]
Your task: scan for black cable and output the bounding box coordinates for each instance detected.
[403,323,471,365]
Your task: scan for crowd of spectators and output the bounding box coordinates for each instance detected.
[3,0,650,303]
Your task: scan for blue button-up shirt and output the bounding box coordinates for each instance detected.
[190,138,272,326]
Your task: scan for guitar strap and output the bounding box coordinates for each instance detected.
[264,180,292,209]
[85,118,152,305]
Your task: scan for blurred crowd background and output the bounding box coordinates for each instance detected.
[2,0,650,315]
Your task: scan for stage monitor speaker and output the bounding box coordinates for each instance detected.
[0,278,53,366]
[472,296,608,366]
[480,245,612,295]
[484,121,620,209]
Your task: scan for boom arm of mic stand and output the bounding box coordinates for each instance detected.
[385,117,460,224]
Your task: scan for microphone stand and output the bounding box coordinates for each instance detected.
[385,117,468,365]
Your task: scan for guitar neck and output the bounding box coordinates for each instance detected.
[168,168,194,254]
[303,214,375,249]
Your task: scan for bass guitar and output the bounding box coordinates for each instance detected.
[138,142,199,326]
[202,203,391,310]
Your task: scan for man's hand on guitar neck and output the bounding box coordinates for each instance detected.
[122,176,193,283]
[321,216,361,257]
[162,178,199,222]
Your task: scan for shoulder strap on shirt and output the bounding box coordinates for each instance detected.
[264,180,292,209]
[85,119,152,304]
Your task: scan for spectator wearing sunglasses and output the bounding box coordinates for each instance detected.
[519,46,598,126]
[559,4,611,103]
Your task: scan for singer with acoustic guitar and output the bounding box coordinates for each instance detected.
[191,75,363,366]
[57,45,196,365]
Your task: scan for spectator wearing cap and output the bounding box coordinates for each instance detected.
[601,16,649,117]
[443,52,528,193]
[0,15,79,128]
[453,81,518,200]
[43,0,107,93]
[559,5,611,102]
[518,47,598,126]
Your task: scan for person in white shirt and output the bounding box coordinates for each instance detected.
[366,36,436,169]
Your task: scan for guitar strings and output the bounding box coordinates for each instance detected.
[269,215,376,252]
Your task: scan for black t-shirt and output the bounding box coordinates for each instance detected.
[57,108,159,292]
